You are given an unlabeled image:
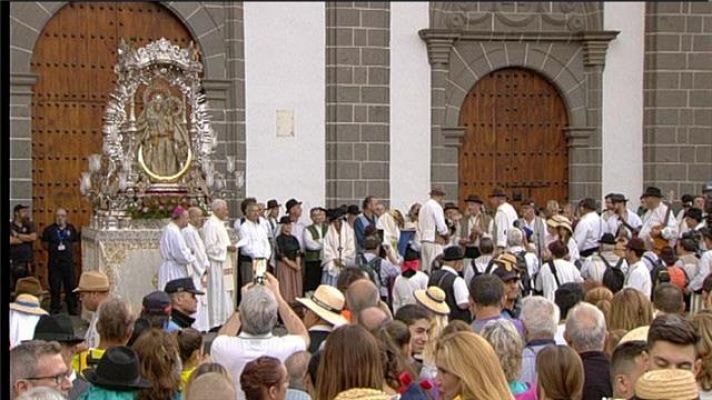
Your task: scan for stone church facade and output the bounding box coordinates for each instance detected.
[10,1,712,221]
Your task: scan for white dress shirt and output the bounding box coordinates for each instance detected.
[392,271,429,313]
[237,218,272,259]
[625,260,652,297]
[689,250,711,292]
[640,202,678,249]
[417,199,448,242]
[494,202,518,248]
[574,211,604,252]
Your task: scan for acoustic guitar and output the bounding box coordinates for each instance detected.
[650,202,673,255]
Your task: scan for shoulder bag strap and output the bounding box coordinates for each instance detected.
[547,260,561,287]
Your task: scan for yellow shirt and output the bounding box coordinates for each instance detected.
[71,348,106,377]
[180,366,197,392]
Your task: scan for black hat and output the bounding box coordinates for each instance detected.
[443,202,459,212]
[684,208,703,222]
[442,246,463,261]
[404,246,420,262]
[164,278,205,295]
[13,204,28,213]
[610,193,628,203]
[142,291,171,316]
[347,205,360,216]
[642,186,663,198]
[598,233,617,245]
[285,199,302,212]
[32,314,84,344]
[489,188,507,198]
[83,346,152,391]
[279,216,292,225]
[464,195,483,204]
[681,194,694,204]
[327,208,346,222]
[266,199,280,209]
[429,187,446,196]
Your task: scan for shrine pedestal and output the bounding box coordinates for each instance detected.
[81,221,238,313]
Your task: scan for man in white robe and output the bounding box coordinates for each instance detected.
[158,207,196,291]
[201,199,236,329]
[182,206,210,332]
[322,208,356,287]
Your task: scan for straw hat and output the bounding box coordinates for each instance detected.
[296,285,348,327]
[334,388,392,400]
[618,326,649,345]
[73,270,110,292]
[13,276,48,298]
[414,286,450,316]
[550,215,573,233]
[10,294,49,316]
[634,369,699,400]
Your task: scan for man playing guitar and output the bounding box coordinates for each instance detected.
[638,186,678,255]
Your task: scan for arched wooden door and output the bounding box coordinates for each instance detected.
[30,2,196,288]
[458,68,569,211]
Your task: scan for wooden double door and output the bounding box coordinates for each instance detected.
[458,67,569,211]
[29,2,195,287]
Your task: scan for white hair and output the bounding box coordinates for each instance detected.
[520,296,560,339]
[239,285,278,335]
[211,199,227,212]
[506,228,524,247]
[565,302,607,352]
[16,387,66,400]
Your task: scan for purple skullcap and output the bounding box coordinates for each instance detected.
[171,206,186,220]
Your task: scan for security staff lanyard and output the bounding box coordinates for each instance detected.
[56,226,70,251]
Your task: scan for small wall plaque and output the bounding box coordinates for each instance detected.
[276,109,295,137]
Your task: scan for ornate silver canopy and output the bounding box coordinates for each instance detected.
[81,38,221,227]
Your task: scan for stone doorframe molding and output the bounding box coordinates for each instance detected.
[9,1,242,211]
[419,29,618,203]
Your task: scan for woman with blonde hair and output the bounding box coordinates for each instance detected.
[434,331,514,400]
[315,325,387,400]
[608,288,654,331]
[691,310,712,398]
[584,286,613,325]
[536,345,584,400]
[481,320,533,398]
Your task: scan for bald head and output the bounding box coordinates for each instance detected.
[346,279,379,317]
[358,307,389,333]
[564,302,607,353]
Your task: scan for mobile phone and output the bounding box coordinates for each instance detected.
[253,258,267,284]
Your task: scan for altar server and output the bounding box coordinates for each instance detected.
[158,207,196,292]
[201,199,235,329]
[182,206,210,332]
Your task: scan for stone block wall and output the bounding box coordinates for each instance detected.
[325,2,390,207]
[644,2,712,198]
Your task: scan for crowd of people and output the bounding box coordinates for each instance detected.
[8,183,712,400]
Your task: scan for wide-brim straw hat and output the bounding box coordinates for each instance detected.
[296,285,348,327]
[334,388,392,400]
[414,286,450,316]
[10,294,49,316]
[549,215,573,233]
[618,326,649,345]
[634,369,699,400]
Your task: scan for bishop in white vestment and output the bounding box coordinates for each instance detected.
[158,208,196,292]
[182,207,210,332]
[201,200,235,329]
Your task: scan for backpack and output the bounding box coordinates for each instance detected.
[601,257,626,294]
[512,251,534,296]
[356,253,383,290]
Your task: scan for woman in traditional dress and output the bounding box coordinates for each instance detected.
[275,216,302,303]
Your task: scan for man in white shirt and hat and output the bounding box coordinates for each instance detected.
[417,188,450,273]
[623,238,653,298]
[201,199,236,330]
[296,284,348,353]
[639,186,678,253]
[157,206,196,292]
[605,193,643,240]
[489,188,519,252]
[73,270,111,349]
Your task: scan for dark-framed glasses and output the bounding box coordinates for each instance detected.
[24,371,71,385]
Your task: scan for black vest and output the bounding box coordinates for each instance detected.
[428,269,471,323]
